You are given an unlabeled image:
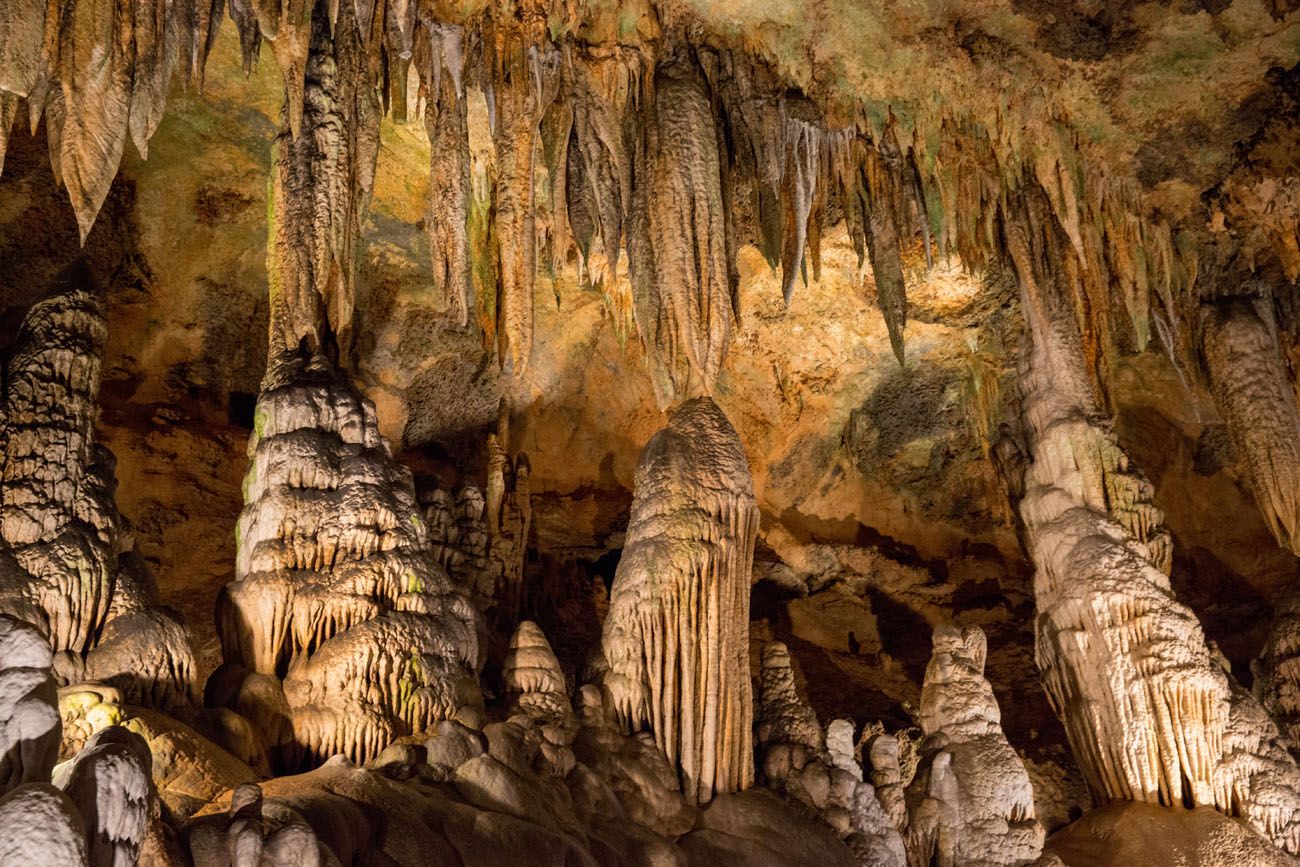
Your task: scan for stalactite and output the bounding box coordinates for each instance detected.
[226,0,262,74]
[779,118,819,306]
[266,1,378,361]
[602,397,757,805]
[254,0,314,139]
[488,4,560,375]
[418,21,470,328]
[628,48,732,404]
[1201,295,1300,554]
[57,0,135,243]
[904,625,1043,867]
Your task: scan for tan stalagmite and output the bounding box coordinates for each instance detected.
[1201,295,1300,554]
[1009,193,1300,854]
[602,397,758,804]
[0,290,197,714]
[905,624,1043,867]
[216,351,483,770]
[756,641,823,787]
[1255,588,1300,759]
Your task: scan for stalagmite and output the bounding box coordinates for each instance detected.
[502,620,577,776]
[1256,588,1300,758]
[81,556,197,715]
[266,1,379,361]
[54,726,154,867]
[629,49,733,402]
[217,352,483,770]
[0,616,61,791]
[0,290,198,713]
[602,397,757,804]
[755,641,905,864]
[0,290,116,655]
[1201,295,1300,553]
[756,641,822,787]
[904,625,1043,867]
[1010,194,1300,853]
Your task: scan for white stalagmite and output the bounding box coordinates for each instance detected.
[0,615,61,792]
[904,625,1043,867]
[602,397,758,804]
[217,351,483,771]
[1009,203,1300,854]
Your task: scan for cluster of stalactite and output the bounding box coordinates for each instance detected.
[601,396,758,805]
[1007,188,1300,855]
[0,289,197,716]
[213,349,484,772]
[11,0,1278,420]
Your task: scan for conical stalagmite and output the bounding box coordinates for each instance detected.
[905,625,1043,867]
[602,397,758,804]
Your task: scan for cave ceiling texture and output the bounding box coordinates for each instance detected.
[1,0,1300,864]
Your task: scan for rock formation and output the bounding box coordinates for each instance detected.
[905,624,1043,866]
[5,1,1300,864]
[0,613,157,867]
[1201,294,1300,554]
[215,351,483,770]
[602,397,758,804]
[755,640,907,866]
[265,2,379,361]
[0,290,196,715]
[629,50,735,403]
[1010,193,1300,854]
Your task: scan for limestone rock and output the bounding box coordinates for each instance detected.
[218,351,482,770]
[602,397,757,804]
[0,615,61,793]
[905,625,1043,867]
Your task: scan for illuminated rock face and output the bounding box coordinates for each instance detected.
[0,290,196,715]
[905,625,1043,867]
[602,397,758,805]
[217,351,483,771]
